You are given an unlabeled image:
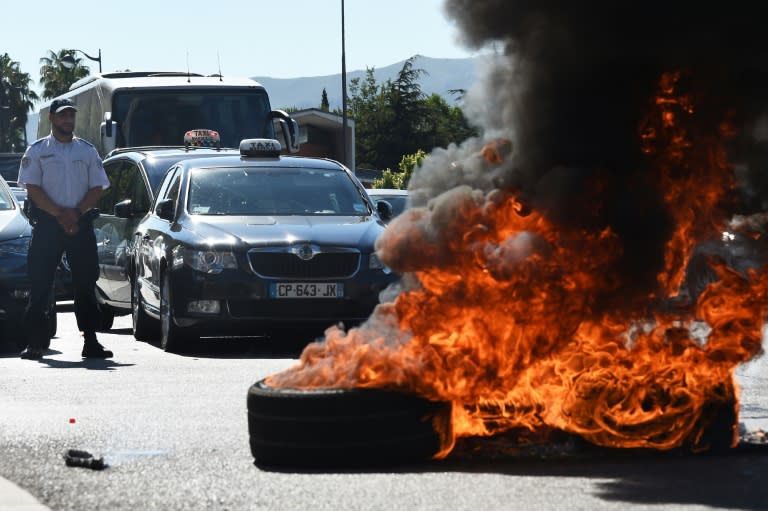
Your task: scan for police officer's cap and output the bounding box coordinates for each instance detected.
[50,98,78,114]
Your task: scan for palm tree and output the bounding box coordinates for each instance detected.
[39,49,90,100]
[0,53,39,152]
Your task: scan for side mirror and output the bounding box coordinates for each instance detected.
[100,112,117,154]
[114,199,133,218]
[376,200,393,223]
[103,111,113,137]
[155,198,175,221]
[270,110,300,153]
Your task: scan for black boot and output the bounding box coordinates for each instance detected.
[82,333,113,359]
[20,347,44,360]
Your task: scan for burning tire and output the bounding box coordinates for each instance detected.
[247,379,452,468]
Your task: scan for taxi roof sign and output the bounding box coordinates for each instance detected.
[184,129,221,149]
[239,138,282,157]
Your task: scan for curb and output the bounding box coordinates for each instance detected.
[0,476,51,511]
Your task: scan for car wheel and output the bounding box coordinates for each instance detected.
[97,305,114,332]
[160,270,188,352]
[246,378,452,468]
[132,277,158,342]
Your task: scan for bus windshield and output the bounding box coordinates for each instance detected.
[113,89,274,149]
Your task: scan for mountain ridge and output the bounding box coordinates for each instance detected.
[252,55,479,111]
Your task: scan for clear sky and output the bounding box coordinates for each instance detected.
[3,0,483,98]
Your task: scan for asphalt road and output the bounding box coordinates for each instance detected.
[2,304,768,511]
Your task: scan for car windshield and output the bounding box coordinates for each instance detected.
[141,158,172,195]
[187,166,371,216]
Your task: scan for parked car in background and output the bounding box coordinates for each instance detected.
[366,188,408,223]
[126,134,396,352]
[92,135,256,330]
[0,176,56,352]
[5,184,72,301]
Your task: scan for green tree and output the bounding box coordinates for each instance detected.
[348,66,391,169]
[348,56,477,172]
[381,57,426,164]
[0,53,39,152]
[39,49,90,100]
[320,88,329,112]
[420,93,477,151]
[372,149,426,189]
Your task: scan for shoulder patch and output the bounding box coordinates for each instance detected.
[21,156,31,168]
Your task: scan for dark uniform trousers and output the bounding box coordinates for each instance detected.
[24,210,100,349]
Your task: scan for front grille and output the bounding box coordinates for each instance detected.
[248,251,360,279]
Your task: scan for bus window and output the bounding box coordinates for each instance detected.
[113,89,273,148]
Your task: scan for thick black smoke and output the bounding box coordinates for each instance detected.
[441,1,768,165]
[403,0,768,299]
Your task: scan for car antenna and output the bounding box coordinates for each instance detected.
[186,51,191,83]
[217,51,223,81]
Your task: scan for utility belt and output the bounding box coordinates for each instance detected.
[24,199,99,226]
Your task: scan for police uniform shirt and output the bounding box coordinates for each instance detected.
[18,134,110,209]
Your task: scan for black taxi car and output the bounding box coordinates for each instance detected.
[127,136,396,352]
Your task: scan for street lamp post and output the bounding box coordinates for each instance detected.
[341,0,348,169]
[61,49,102,73]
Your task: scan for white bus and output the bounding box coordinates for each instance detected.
[37,71,299,156]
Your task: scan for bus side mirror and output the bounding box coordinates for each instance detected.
[270,110,300,154]
[104,111,113,137]
[101,112,117,155]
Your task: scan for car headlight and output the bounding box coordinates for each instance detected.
[369,252,392,274]
[183,248,237,274]
[0,236,31,257]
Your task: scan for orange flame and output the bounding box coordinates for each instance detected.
[267,72,767,455]
[640,71,736,297]
[481,138,513,165]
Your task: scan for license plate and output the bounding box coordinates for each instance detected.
[269,282,343,299]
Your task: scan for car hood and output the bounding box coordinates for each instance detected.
[183,215,385,249]
[0,210,31,242]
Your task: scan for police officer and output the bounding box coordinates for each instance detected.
[17,98,112,360]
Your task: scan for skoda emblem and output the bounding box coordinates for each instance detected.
[296,244,315,261]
